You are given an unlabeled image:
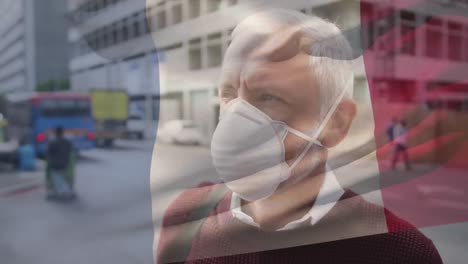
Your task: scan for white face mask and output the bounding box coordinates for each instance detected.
[211,86,348,201]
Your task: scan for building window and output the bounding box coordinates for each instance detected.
[399,11,416,56]
[207,0,222,13]
[189,38,202,70]
[95,29,103,50]
[207,33,222,67]
[157,10,167,29]
[208,32,222,40]
[172,3,183,24]
[133,14,141,38]
[112,23,119,44]
[361,2,375,50]
[102,27,109,48]
[86,33,96,51]
[92,32,99,50]
[90,1,98,12]
[207,45,222,67]
[312,4,335,22]
[189,49,202,70]
[139,12,149,34]
[133,18,140,38]
[189,38,202,47]
[121,19,129,42]
[189,0,200,18]
[96,0,103,10]
[76,0,126,20]
[146,15,152,33]
[448,22,463,61]
[425,18,443,58]
[465,28,468,61]
[147,7,156,32]
[387,80,417,103]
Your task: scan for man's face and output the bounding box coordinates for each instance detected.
[218,28,323,164]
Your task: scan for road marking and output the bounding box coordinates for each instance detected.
[0,181,43,198]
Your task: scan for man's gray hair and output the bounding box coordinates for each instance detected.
[231,9,355,120]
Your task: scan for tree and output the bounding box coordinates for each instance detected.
[36,79,70,92]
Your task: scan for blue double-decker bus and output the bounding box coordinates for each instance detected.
[4,92,96,157]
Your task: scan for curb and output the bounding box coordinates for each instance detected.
[0,159,45,198]
[0,180,43,198]
[0,178,43,198]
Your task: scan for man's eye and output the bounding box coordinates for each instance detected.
[259,94,280,102]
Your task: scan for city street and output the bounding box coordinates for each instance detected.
[0,140,157,264]
[0,140,467,263]
[0,0,467,263]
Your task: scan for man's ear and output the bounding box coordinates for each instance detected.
[319,99,357,148]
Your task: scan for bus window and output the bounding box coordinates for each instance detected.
[76,100,92,115]
[40,99,91,116]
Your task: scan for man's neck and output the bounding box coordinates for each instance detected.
[241,164,327,231]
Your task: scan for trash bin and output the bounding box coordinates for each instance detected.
[18,144,36,171]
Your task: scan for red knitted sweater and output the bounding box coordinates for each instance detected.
[157,184,442,264]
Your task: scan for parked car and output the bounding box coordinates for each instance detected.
[126,115,145,140]
[157,120,204,145]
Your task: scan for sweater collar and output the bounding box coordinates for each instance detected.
[230,168,344,231]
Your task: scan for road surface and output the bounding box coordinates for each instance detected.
[1,140,156,264]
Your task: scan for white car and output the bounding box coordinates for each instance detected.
[157,120,204,145]
[126,115,145,140]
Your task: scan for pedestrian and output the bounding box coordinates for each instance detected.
[46,126,75,200]
[386,117,397,142]
[391,120,412,171]
[155,9,440,264]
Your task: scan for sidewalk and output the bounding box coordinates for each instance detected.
[0,160,45,197]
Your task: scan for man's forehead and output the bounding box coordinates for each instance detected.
[226,25,303,64]
[220,51,313,98]
[220,27,308,91]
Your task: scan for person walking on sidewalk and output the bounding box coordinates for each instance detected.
[391,120,412,170]
[47,126,75,199]
[386,117,398,142]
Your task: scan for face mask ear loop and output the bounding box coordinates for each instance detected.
[314,83,350,141]
[290,140,318,170]
[287,126,314,142]
[289,81,350,171]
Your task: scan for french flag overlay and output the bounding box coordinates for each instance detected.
[150,0,468,261]
[359,0,468,228]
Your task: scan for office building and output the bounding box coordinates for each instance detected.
[0,0,69,94]
[67,0,468,141]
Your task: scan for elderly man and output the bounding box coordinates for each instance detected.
[156,9,441,264]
